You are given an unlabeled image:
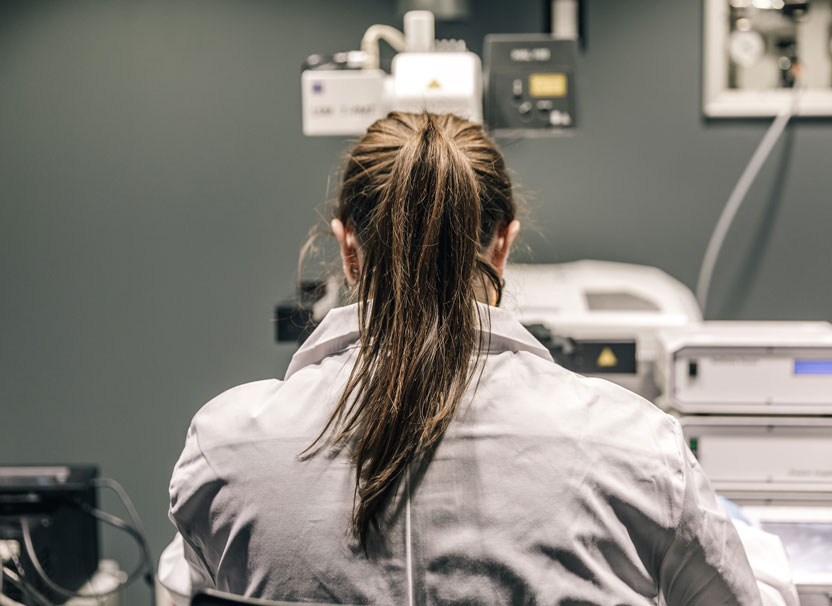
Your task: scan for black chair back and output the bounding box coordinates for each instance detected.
[191,588,350,606]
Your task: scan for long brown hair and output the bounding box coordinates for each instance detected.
[309,112,516,549]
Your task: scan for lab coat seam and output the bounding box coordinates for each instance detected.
[192,415,226,486]
[654,419,688,593]
[183,418,228,586]
[405,464,414,606]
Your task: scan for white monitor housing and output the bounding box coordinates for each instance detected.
[502,260,702,399]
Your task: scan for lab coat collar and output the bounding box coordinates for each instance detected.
[284,302,553,380]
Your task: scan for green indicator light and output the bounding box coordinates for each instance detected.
[689,438,698,456]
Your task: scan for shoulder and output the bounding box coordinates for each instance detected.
[169,380,281,519]
[200,378,282,412]
[169,380,282,494]
[175,369,345,472]
[578,370,684,458]
[575,373,682,442]
[186,379,282,447]
[482,351,686,487]
[484,350,682,452]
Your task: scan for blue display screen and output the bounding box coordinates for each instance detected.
[794,359,832,375]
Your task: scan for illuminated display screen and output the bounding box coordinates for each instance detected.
[794,359,832,375]
[529,73,567,98]
[760,522,832,574]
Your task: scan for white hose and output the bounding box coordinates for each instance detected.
[695,86,802,315]
[360,25,407,70]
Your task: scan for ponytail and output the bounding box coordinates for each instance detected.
[307,112,515,549]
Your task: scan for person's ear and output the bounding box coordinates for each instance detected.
[488,220,521,277]
[331,219,360,284]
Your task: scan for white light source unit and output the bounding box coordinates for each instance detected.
[391,50,482,122]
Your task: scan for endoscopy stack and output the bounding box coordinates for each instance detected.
[0,465,152,606]
[654,321,832,604]
[0,466,100,604]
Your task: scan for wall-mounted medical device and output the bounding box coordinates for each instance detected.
[301,11,578,136]
[704,0,832,116]
[501,261,702,399]
[484,35,578,135]
[655,321,832,414]
[302,11,480,136]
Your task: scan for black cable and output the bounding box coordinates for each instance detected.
[7,546,40,606]
[1,565,52,606]
[2,565,30,606]
[3,550,32,602]
[1,568,28,606]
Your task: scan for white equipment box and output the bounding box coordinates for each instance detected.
[679,415,832,500]
[502,261,701,398]
[301,66,388,136]
[679,415,832,605]
[656,322,832,415]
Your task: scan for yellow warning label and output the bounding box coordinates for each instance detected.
[597,347,618,368]
[427,79,442,90]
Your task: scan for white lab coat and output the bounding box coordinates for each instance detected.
[161,303,762,605]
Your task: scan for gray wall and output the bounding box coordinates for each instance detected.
[1,0,830,602]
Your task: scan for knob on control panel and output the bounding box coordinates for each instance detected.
[512,78,524,98]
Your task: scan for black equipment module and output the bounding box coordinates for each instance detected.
[0,465,99,604]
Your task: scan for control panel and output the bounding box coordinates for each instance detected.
[484,35,578,136]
